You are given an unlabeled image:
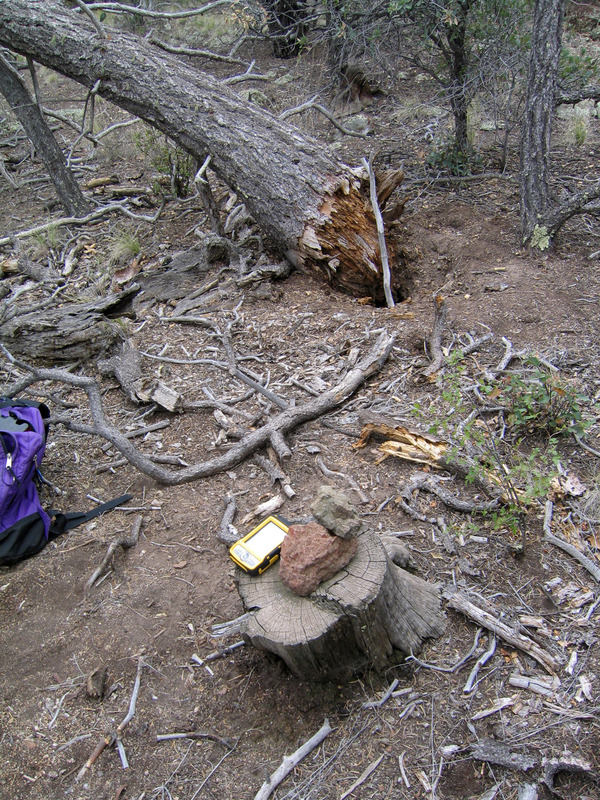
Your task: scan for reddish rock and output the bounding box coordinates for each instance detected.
[279,521,358,596]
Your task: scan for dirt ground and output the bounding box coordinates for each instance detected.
[1,16,600,800]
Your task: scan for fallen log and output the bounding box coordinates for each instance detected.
[235,527,445,681]
[0,286,137,363]
[0,1,409,302]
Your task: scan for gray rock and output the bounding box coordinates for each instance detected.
[310,485,362,539]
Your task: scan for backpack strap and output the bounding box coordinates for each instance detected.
[49,493,133,537]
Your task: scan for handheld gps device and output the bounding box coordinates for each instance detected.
[229,515,289,575]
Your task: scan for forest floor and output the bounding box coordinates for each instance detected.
[1,17,600,800]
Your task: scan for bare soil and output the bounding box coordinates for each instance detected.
[1,24,600,800]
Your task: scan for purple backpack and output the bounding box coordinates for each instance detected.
[0,399,131,566]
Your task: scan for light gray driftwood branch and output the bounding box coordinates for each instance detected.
[543,500,600,583]
[443,588,561,674]
[0,201,165,247]
[279,95,368,138]
[362,154,394,308]
[254,718,332,800]
[1,332,394,486]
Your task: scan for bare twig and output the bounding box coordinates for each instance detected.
[85,515,142,591]
[76,658,144,781]
[340,753,385,800]
[73,0,106,37]
[463,634,496,693]
[150,37,247,66]
[87,0,231,19]
[0,201,165,248]
[279,96,368,138]
[543,500,600,583]
[254,719,332,800]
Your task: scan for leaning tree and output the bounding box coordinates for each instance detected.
[0,0,407,303]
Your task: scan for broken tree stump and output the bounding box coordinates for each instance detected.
[235,528,445,681]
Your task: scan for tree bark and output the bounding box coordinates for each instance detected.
[236,528,445,681]
[0,52,89,216]
[0,1,403,303]
[520,0,564,243]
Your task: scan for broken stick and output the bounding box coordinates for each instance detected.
[253,718,332,800]
[76,657,144,781]
[85,515,142,591]
[443,588,561,674]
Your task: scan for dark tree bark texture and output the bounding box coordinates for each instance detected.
[0,53,89,216]
[0,1,403,303]
[520,0,564,243]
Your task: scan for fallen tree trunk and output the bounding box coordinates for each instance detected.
[0,1,406,302]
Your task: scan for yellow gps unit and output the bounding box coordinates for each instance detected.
[229,515,289,575]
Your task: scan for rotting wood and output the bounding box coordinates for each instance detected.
[0,286,138,363]
[2,332,395,485]
[235,527,445,682]
[424,294,448,377]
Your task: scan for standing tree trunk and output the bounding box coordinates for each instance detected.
[520,0,564,244]
[0,52,89,217]
[0,0,403,303]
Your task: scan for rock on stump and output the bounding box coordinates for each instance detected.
[235,528,445,682]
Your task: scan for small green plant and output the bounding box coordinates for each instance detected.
[426,140,481,177]
[492,357,590,437]
[411,350,593,552]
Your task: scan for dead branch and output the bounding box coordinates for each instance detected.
[279,96,368,138]
[340,754,385,800]
[443,588,561,674]
[362,154,394,308]
[2,332,394,485]
[85,515,142,591]
[150,36,247,66]
[0,201,165,248]
[423,294,447,376]
[399,473,499,515]
[86,0,231,19]
[217,495,238,545]
[76,657,144,782]
[463,634,496,693]
[72,0,106,38]
[543,500,600,583]
[156,731,234,748]
[253,453,295,498]
[254,718,332,800]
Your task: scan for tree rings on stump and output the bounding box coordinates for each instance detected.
[236,528,445,682]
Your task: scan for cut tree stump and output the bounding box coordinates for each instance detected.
[236,528,445,681]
